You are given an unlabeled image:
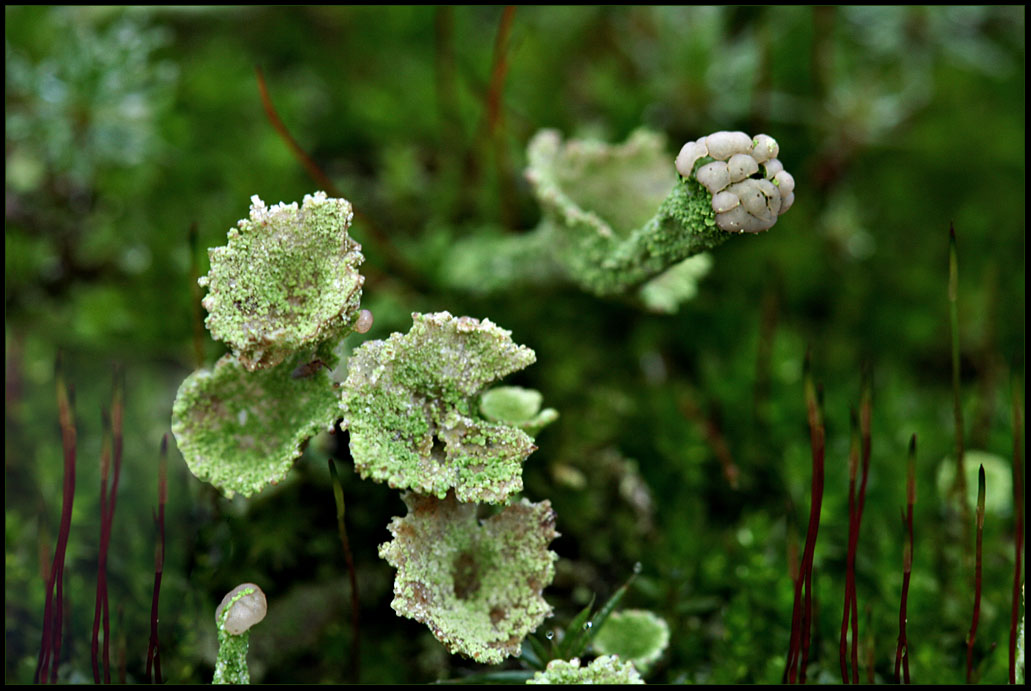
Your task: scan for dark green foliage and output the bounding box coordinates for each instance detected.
[5,6,1025,684]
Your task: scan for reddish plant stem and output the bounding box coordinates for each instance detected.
[895,435,916,683]
[486,6,517,228]
[851,368,872,681]
[101,371,124,684]
[255,65,340,197]
[253,66,420,290]
[785,352,825,684]
[679,393,740,489]
[840,409,860,683]
[966,464,986,683]
[146,435,168,684]
[91,412,113,683]
[1010,382,1024,684]
[35,360,77,684]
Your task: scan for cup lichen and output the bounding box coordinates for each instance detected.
[171,348,339,498]
[526,655,645,685]
[340,311,548,504]
[378,492,559,664]
[200,191,365,372]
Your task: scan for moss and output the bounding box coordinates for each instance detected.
[171,349,339,498]
[379,492,559,664]
[341,312,546,503]
[200,192,365,371]
[526,655,645,684]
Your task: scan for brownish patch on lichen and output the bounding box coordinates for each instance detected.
[452,550,481,600]
[490,606,506,625]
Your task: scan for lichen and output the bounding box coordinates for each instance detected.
[479,386,558,436]
[171,348,339,498]
[525,128,722,297]
[340,312,544,503]
[200,191,365,372]
[213,584,266,685]
[675,131,795,233]
[379,492,559,664]
[445,128,727,300]
[526,655,645,685]
[591,609,670,673]
[637,254,713,314]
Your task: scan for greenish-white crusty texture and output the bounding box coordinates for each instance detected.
[526,656,645,685]
[172,350,339,498]
[591,609,670,673]
[445,128,722,301]
[213,584,264,684]
[200,192,365,372]
[379,492,559,664]
[340,312,546,504]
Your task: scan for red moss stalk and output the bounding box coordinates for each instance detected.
[35,359,77,684]
[486,6,517,227]
[966,464,986,683]
[1010,382,1024,684]
[91,412,113,683]
[146,435,167,684]
[784,351,825,683]
[895,435,916,683]
[840,409,861,683]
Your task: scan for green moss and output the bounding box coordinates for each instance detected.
[526,655,645,685]
[171,349,339,498]
[341,312,546,503]
[379,492,559,664]
[591,609,670,672]
[200,192,365,371]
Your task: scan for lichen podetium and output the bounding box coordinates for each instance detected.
[200,192,365,372]
[378,492,559,664]
[341,311,554,504]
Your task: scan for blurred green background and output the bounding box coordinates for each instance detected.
[5,6,1024,684]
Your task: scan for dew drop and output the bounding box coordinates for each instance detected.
[633,562,643,574]
[583,621,593,630]
[545,631,555,640]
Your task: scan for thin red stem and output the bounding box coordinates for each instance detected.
[895,435,916,683]
[852,369,872,682]
[785,352,825,684]
[91,412,112,683]
[36,362,77,684]
[146,435,168,684]
[840,409,860,684]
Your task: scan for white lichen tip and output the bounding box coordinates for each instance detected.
[675,131,794,234]
[216,583,268,636]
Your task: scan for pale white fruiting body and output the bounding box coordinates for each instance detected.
[216,583,268,635]
[675,131,794,234]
